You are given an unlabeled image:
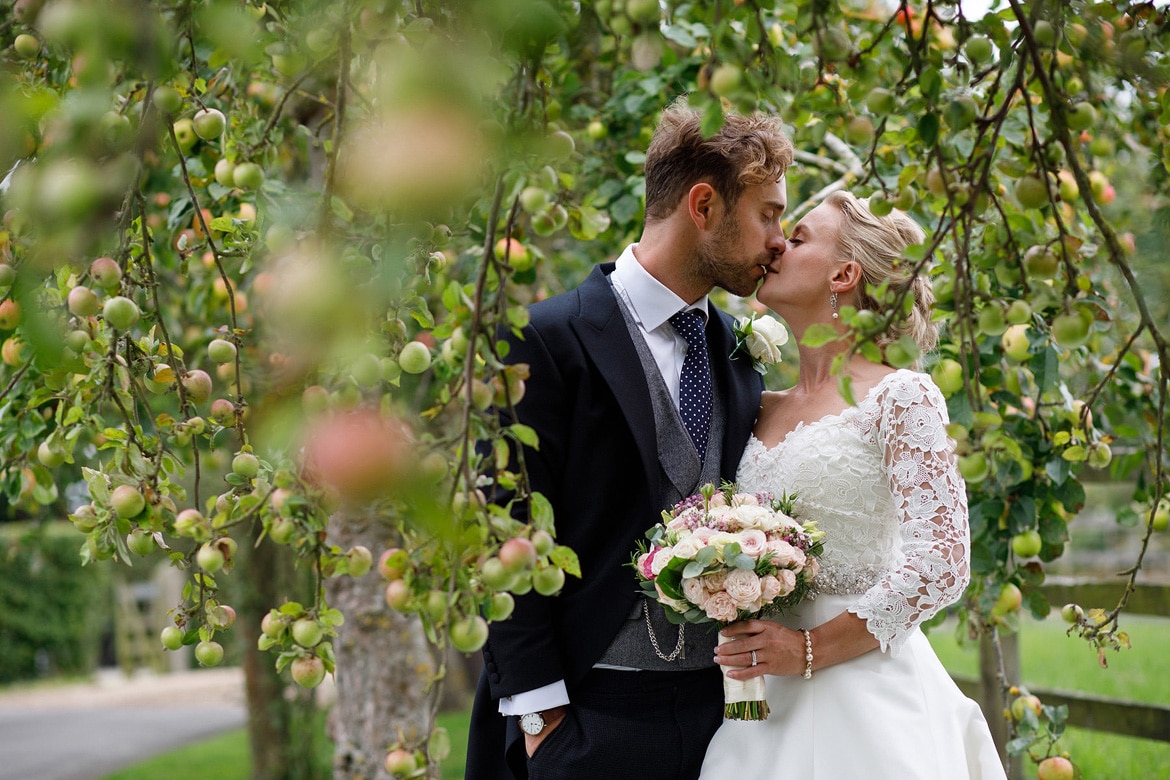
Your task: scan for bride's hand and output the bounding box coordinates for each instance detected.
[715,620,805,679]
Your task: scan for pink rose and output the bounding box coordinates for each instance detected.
[637,552,654,579]
[703,570,729,592]
[708,492,728,508]
[650,546,673,576]
[730,493,759,508]
[724,569,763,609]
[692,526,717,543]
[682,577,709,607]
[767,540,805,569]
[737,529,768,558]
[774,568,797,596]
[655,582,688,613]
[759,575,782,602]
[703,591,739,622]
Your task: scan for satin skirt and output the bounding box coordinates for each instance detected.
[697,594,1007,780]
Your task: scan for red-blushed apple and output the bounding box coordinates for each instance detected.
[181,369,213,404]
[0,299,22,329]
[195,640,224,667]
[292,617,324,647]
[301,410,413,502]
[1010,693,1042,721]
[192,107,226,140]
[291,654,326,688]
[70,504,100,532]
[384,579,411,611]
[208,604,236,629]
[174,508,209,539]
[301,385,330,416]
[111,484,146,518]
[160,626,184,651]
[67,285,100,317]
[196,542,225,572]
[532,566,566,596]
[261,610,289,640]
[379,548,408,581]
[89,256,122,291]
[384,749,418,777]
[449,615,489,653]
[210,398,235,422]
[1036,756,1074,780]
[499,538,537,573]
[2,336,27,366]
[398,340,432,374]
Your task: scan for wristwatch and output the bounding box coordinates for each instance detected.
[519,707,567,736]
[518,711,548,736]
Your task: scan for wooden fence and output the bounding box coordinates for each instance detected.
[950,578,1170,779]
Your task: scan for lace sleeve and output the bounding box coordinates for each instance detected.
[848,372,971,656]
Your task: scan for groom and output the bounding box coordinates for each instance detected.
[466,101,793,780]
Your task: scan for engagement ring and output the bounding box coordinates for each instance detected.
[750,650,758,667]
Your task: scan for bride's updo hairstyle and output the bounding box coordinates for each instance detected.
[825,190,938,356]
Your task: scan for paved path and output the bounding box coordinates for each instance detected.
[0,668,247,780]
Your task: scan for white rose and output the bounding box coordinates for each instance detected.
[650,546,674,575]
[672,535,705,560]
[730,505,773,530]
[724,568,763,609]
[743,315,788,364]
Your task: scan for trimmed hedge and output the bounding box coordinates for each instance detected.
[0,521,111,684]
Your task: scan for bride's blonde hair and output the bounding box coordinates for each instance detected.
[825,190,938,356]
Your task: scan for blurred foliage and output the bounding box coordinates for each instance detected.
[0,521,111,683]
[0,0,1168,773]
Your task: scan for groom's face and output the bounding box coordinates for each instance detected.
[697,177,788,298]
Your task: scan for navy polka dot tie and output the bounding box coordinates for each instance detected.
[669,309,712,461]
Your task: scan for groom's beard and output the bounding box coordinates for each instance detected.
[697,213,774,298]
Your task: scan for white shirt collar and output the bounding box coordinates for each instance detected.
[611,244,708,331]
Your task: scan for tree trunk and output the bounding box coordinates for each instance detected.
[238,530,325,780]
[327,508,433,779]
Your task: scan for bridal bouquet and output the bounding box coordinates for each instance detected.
[633,482,823,720]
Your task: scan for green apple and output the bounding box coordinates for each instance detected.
[127,528,156,556]
[207,338,237,363]
[160,626,184,651]
[1052,310,1092,348]
[13,33,40,59]
[1033,20,1057,48]
[1011,530,1043,558]
[944,95,977,131]
[1153,500,1169,532]
[448,615,489,653]
[1014,175,1048,209]
[977,304,1007,336]
[195,640,224,667]
[709,64,743,97]
[398,341,432,374]
[867,191,893,216]
[153,85,183,115]
[232,161,264,190]
[532,566,565,596]
[1005,299,1032,325]
[1060,603,1084,623]
[173,118,198,153]
[965,35,992,63]
[1066,101,1097,131]
[1010,693,1042,720]
[292,617,324,647]
[844,115,874,146]
[957,452,989,484]
[196,542,225,572]
[111,484,146,518]
[232,451,260,478]
[193,108,226,140]
[931,358,964,396]
[102,296,139,330]
[0,262,14,289]
[347,545,373,577]
[1001,324,1031,362]
[67,285,100,317]
[991,582,1022,616]
[485,592,515,621]
[37,440,66,468]
[866,88,896,115]
[213,158,236,188]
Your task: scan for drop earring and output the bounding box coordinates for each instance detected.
[830,291,839,319]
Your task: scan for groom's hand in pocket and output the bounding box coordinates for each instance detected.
[524,706,568,757]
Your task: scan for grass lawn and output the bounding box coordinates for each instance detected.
[104,617,1166,779]
[927,614,1170,779]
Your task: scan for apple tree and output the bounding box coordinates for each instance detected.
[2,1,1169,778]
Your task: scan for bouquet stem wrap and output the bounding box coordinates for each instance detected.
[718,633,770,720]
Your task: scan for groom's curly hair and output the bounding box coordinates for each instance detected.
[643,99,793,223]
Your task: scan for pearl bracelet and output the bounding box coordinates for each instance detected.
[801,628,813,679]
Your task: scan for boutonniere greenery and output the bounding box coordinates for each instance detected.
[732,314,789,375]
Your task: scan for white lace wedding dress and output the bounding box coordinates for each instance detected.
[699,370,1006,779]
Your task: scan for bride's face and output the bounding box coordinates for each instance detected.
[757,201,842,316]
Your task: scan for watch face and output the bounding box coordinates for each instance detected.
[519,712,544,735]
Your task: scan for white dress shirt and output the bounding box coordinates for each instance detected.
[499,245,708,716]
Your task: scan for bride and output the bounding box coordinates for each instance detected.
[699,191,1006,779]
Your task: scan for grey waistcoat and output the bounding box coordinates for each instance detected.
[594,293,726,671]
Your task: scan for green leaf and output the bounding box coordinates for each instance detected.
[917,112,940,146]
[529,492,555,532]
[801,323,841,347]
[549,545,581,578]
[509,423,540,449]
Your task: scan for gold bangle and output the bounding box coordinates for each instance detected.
[801,628,813,679]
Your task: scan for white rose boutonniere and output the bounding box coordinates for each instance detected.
[733,314,788,374]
